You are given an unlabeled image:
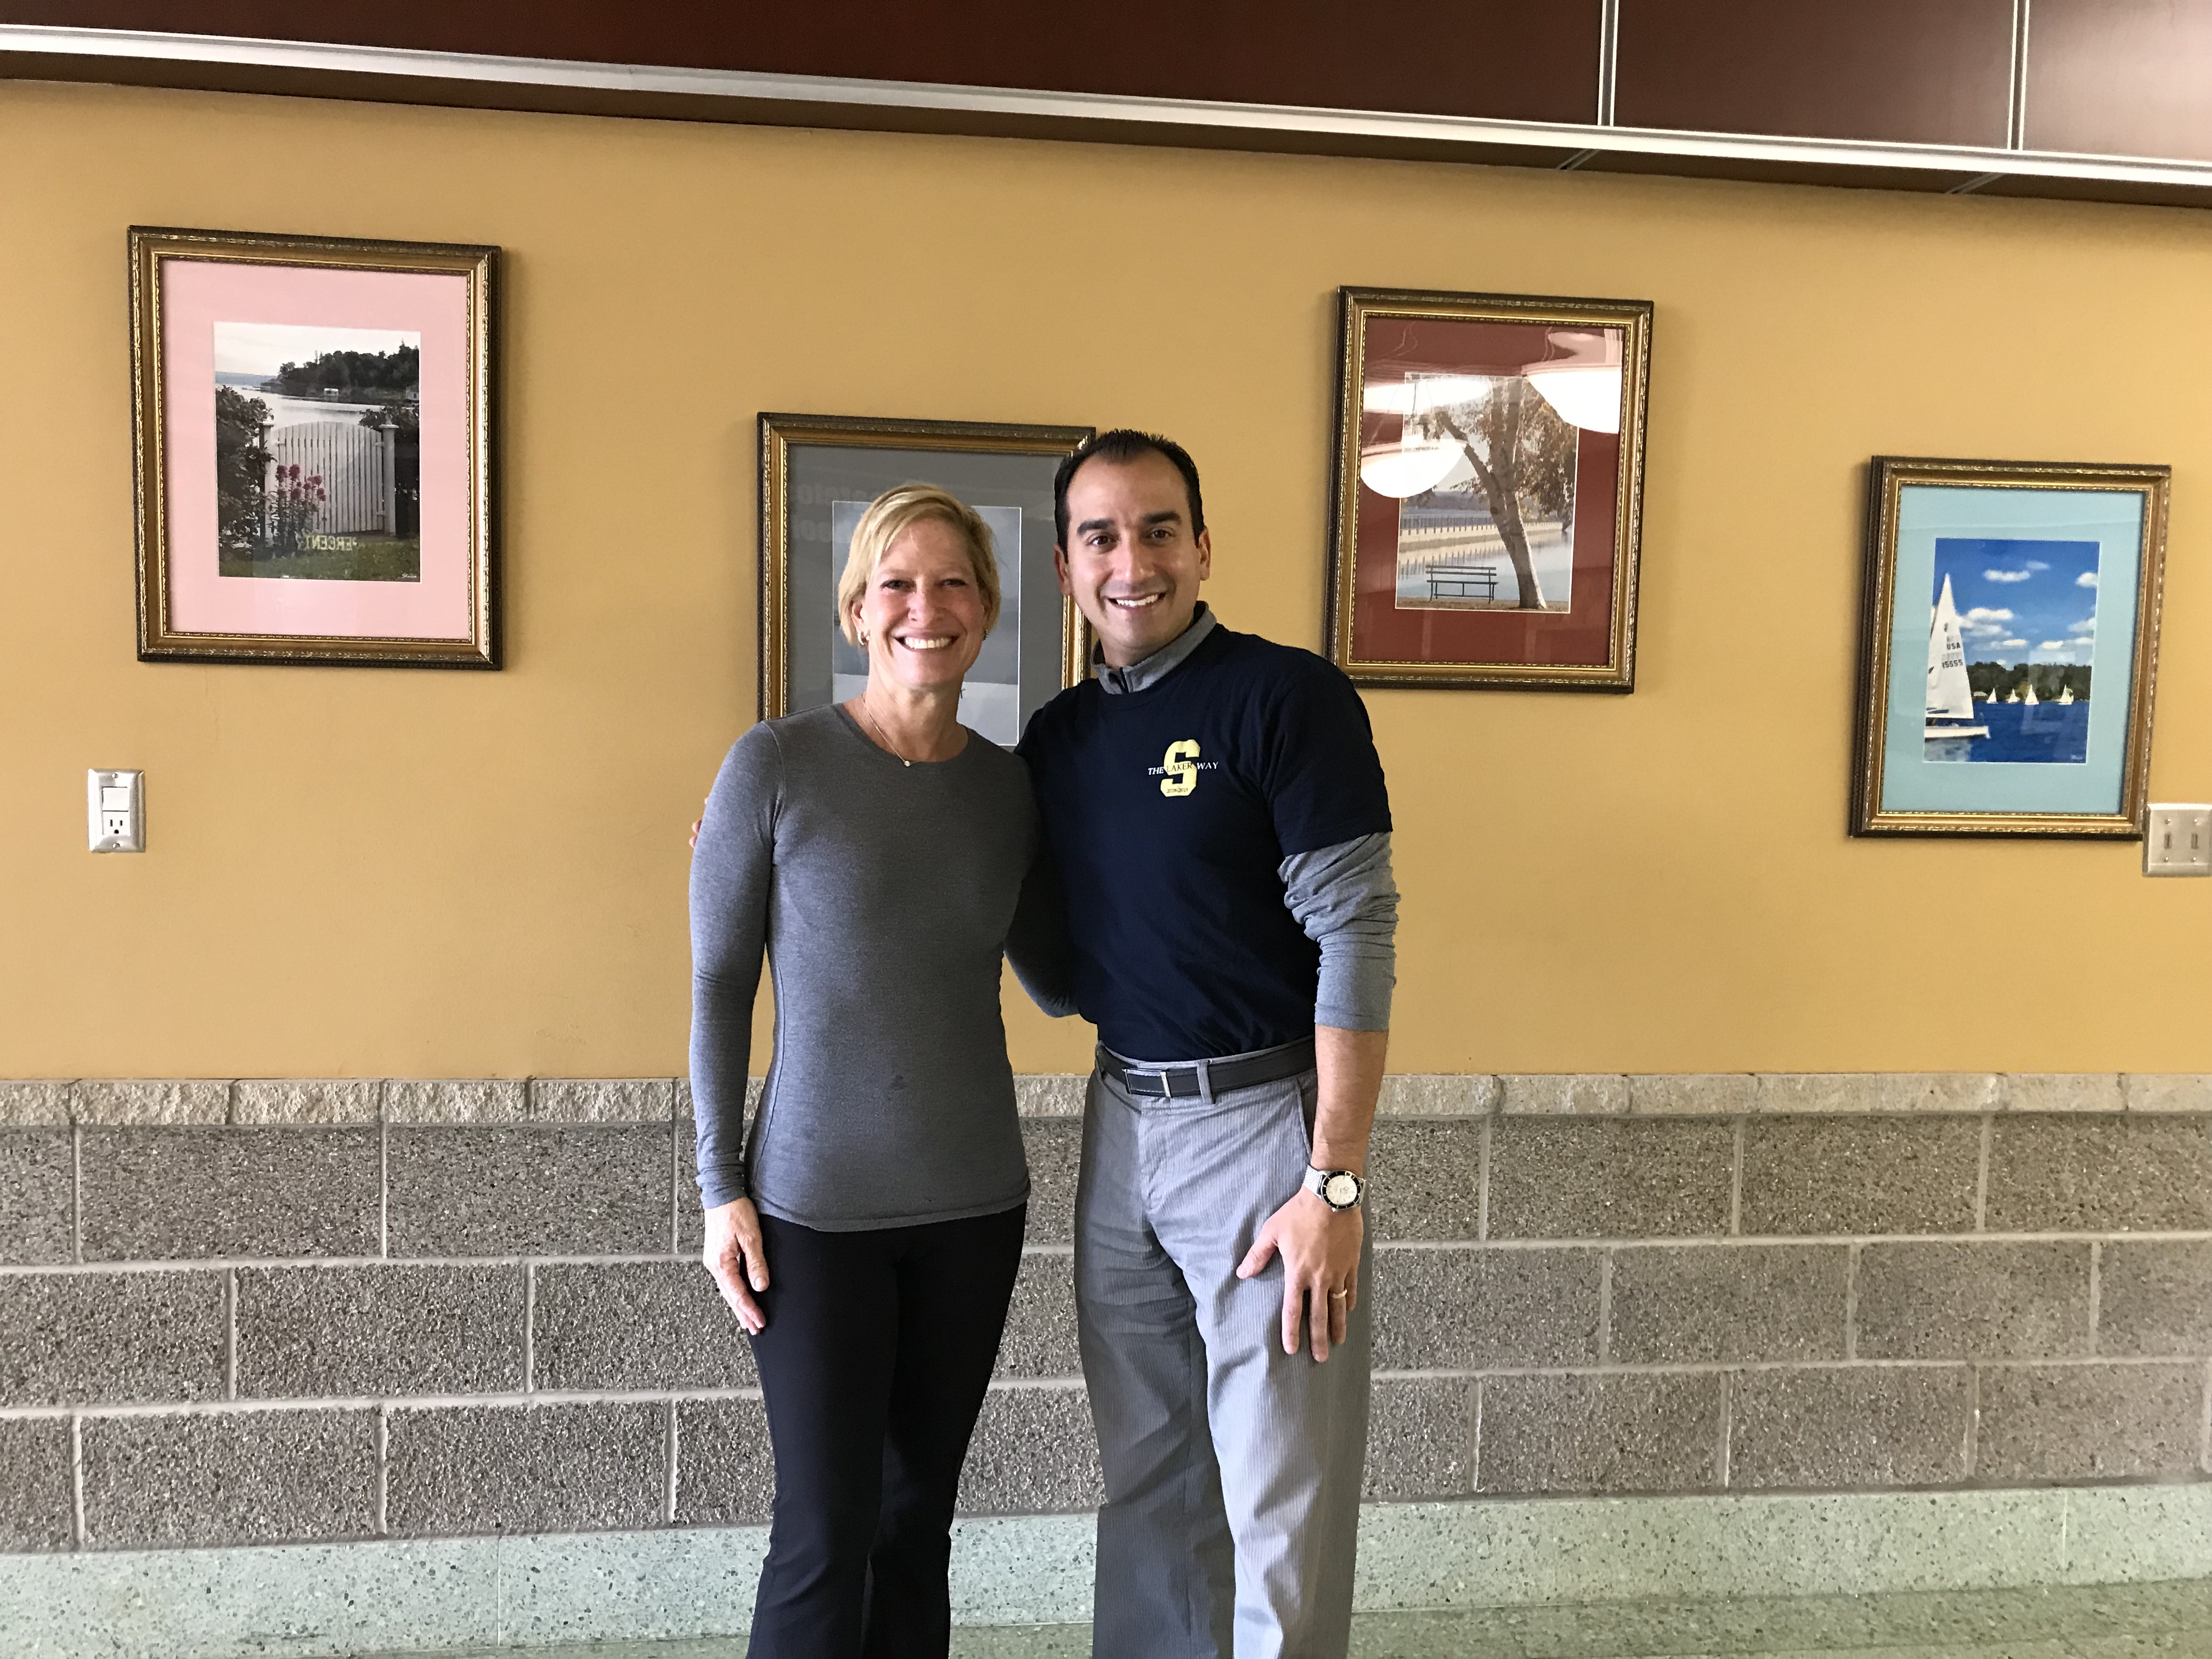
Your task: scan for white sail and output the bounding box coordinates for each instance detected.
[1925,575,1977,720]
[2059,686,2074,703]
[2023,680,2040,706]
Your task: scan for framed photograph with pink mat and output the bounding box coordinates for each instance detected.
[130,227,499,667]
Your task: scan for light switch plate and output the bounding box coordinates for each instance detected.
[2145,804,2211,877]
[87,769,143,853]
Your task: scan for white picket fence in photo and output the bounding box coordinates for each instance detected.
[268,421,393,535]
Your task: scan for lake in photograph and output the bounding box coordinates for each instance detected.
[1927,699,2090,764]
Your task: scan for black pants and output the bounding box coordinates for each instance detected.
[746,1203,1027,1659]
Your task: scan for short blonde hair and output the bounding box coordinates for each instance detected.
[836,484,1003,645]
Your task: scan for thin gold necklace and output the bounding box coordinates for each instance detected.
[856,698,913,768]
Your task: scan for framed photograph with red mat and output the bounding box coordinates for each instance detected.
[1326,286,1652,690]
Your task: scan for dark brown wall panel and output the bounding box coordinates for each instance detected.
[0,2,1602,124]
[1615,0,2013,146]
[2026,0,2212,160]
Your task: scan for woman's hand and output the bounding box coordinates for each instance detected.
[688,794,708,851]
[703,1197,770,1334]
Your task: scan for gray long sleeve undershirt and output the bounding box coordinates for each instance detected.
[1280,831,1398,1032]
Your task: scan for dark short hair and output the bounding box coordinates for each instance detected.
[1053,429,1206,548]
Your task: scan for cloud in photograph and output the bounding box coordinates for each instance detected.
[1933,537,2100,668]
[2077,571,2098,588]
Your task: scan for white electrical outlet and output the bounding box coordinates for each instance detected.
[87,770,143,853]
[2145,804,2212,877]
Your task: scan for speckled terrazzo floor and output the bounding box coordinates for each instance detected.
[351,1576,2212,1659]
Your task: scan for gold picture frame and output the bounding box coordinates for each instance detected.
[131,225,499,668]
[1852,456,2169,837]
[1326,286,1653,689]
[758,413,1094,736]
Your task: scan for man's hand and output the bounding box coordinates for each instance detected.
[703,1197,769,1335]
[1235,1187,1363,1361]
[688,794,708,851]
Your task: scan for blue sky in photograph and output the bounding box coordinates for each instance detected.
[1931,537,2099,667]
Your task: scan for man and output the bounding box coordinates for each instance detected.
[1014,430,1397,1659]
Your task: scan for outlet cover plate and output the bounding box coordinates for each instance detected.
[87,769,143,853]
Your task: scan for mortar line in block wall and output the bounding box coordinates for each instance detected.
[1976,1115,1994,1232]
[379,1120,390,1259]
[1476,1116,1493,1242]
[6,1229,2211,1278]
[1844,1243,1860,1362]
[70,1124,82,1266]
[664,1398,679,1525]
[2088,1242,2102,1356]
[1596,1251,1614,1364]
[668,1113,680,1256]
[1363,1358,2190,1381]
[224,1269,238,1400]
[6,1385,776,1421]
[1965,1364,1981,1479]
[69,1414,86,1548]
[1729,1118,1745,1236]
[375,1405,389,1536]
[0,1250,765,1276]
[1469,1376,1484,1494]
[522,1263,536,1394]
[1717,1369,1734,1488]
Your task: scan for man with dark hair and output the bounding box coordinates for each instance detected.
[1015,430,1397,1658]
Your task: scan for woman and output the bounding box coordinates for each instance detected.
[689,483,1063,1658]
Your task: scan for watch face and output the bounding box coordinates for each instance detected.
[1323,1172,1361,1208]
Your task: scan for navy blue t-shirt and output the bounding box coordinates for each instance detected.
[1018,623,1392,1062]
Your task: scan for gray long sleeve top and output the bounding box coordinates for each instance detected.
[687,704,1042,1226]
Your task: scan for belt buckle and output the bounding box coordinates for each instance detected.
[1127,1066,1169,1098]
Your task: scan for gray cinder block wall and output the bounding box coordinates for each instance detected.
[1,1074,2209,1553]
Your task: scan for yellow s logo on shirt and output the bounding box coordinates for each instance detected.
[1159,740,1201,798]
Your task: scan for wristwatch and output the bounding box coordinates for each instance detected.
[1303,1165,1364,1211]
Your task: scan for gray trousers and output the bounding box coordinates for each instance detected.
[1075,1061,1372,1659]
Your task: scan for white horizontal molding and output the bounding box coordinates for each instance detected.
[9,24,2212,200]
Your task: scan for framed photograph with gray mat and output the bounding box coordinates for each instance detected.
[758,413,1094,744]
[130,226,499,667]
[1852,456,2169,837]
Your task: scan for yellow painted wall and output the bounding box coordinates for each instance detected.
[2,80,2207,1079]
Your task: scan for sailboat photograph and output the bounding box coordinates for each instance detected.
[1923,535,2097,765]
[1925,573,1988,760]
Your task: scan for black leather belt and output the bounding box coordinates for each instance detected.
[1100,1038,1317,1101]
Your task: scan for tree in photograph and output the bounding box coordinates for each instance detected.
[268,342,419,401]
[214,386,270,548]
[1430,379,1578,610]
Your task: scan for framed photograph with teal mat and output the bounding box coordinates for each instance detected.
[1852,457,2169,837]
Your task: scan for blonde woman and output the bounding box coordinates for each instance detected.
[688,484,1066,1658]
